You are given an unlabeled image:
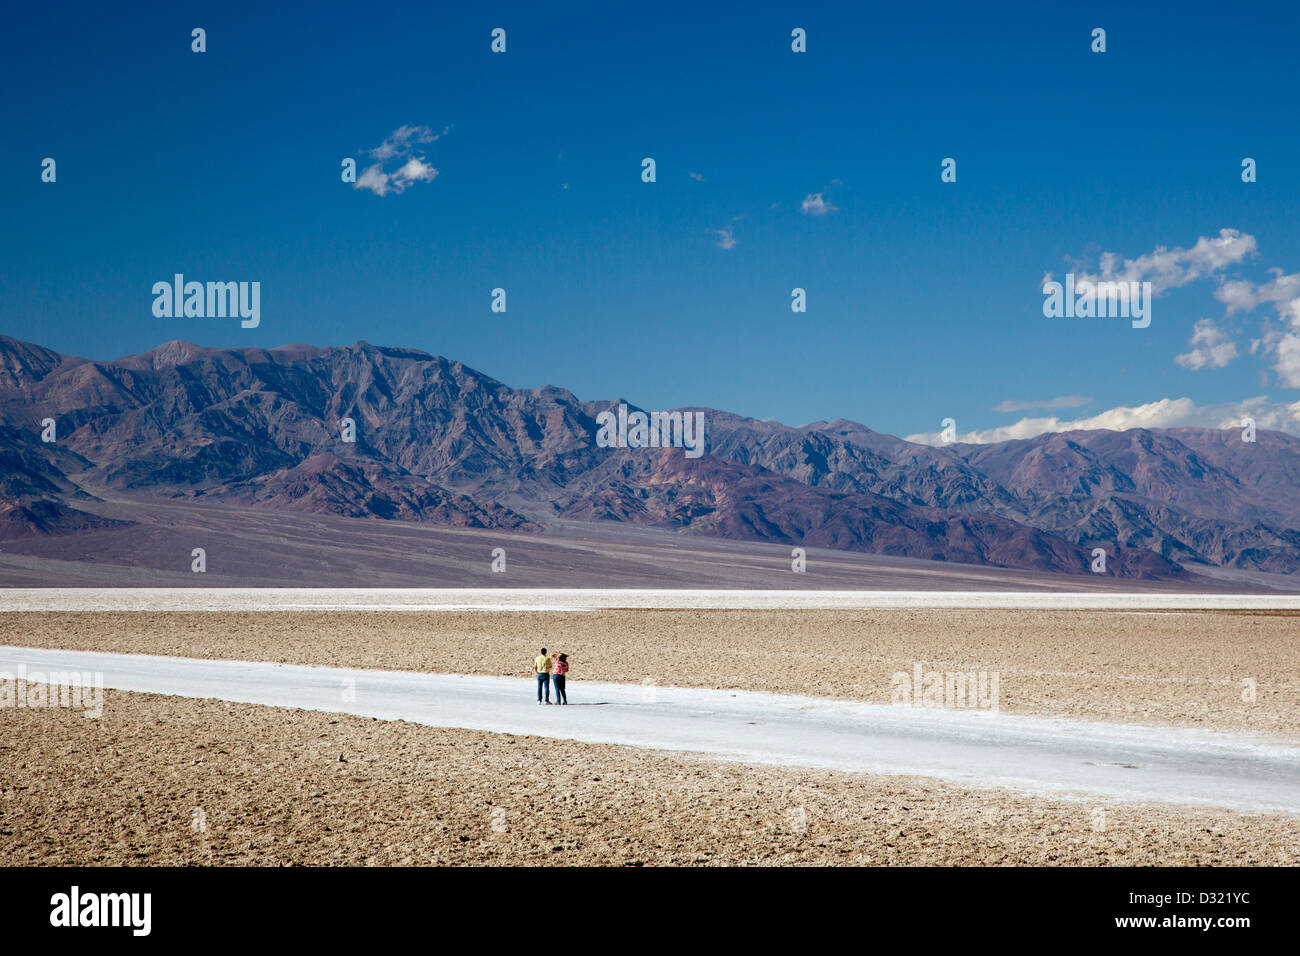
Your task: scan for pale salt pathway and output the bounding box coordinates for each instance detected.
[3,645,1298,814]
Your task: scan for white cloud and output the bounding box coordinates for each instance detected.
[993,395,1091,413]
[355,165,392,196]
[1175,318,1238,370]
[800,192,837,216]
[1215,279,1260,313]
[355,162,433,197]
[395,157,437,183]
[1215,269,1300,316]
[905,395,1300,444]
[1209,268,1300,383]
[354,124,448,197]
[369,124,435,161]
[1274,334,1300,387]
[1072,228,1256,295]
[688,171,704,181]
[710,227,737,250]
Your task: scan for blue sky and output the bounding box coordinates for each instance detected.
[3,0,1299,440]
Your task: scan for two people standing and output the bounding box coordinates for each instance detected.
[533,648,570,705]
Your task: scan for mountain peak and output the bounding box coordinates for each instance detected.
[140,339,209,368]
[0,335,85,389]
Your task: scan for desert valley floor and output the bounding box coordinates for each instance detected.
[1,596,1297,866]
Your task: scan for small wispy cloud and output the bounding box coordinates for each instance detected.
[993,395,1091,413]
[688,171,704,182]
[355,124,450,197]
[710,227,737,250]
[800,191,837,216]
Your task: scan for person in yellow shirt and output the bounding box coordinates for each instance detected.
[534,647,553,704]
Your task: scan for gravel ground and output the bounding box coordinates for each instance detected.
[2,690,1296,866]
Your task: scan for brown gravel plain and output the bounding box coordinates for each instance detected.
[1,609,1296,737]
[2,690,1296,866]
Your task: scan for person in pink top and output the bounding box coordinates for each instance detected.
[551,653,570,704]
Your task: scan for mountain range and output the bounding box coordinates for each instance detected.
[2,334,1297,582]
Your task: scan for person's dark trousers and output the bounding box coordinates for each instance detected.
[554,674,567,703]
[537,672,550,701]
